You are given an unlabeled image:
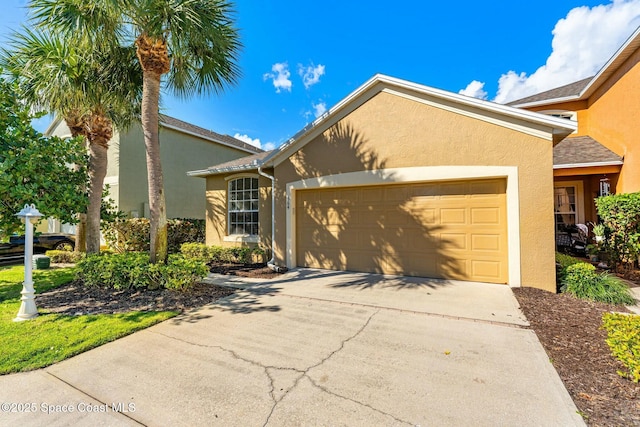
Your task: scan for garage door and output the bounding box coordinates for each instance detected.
[296,179,508,283]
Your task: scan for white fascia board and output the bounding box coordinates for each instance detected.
[160,121,259,154]
[553,160,623,169]
[44,116,64,137]
[510,95,582,109]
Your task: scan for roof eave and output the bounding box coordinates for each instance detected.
[553,160,623,169]
[510,95,582,109]
[160,120,259,155]
[187,163,261,177]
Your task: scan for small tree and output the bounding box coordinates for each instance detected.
[595,192,640,271]
[0,77,88,237]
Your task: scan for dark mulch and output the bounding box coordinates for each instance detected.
[513,287,640,426]
[209,262,284,279]
[37,280,235,315]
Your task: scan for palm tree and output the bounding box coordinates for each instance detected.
[29,0,242,263]
[1,27,142,253]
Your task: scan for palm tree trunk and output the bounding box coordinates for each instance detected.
[64,114,87,252]
[141,70,168,263]
[85,113,113,254]
[86,141,108,253]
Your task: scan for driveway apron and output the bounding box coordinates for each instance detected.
[0,268,585,426]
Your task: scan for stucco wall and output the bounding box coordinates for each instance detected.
[205,174,272,250]
[117,125,254,219]
[587,48,640,193]
[528,48,640,194]
[273,91,557,291]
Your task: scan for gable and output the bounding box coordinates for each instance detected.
[276,90,558,184]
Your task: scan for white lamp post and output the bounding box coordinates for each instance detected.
[14,204,43,322]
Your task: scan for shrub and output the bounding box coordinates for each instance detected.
[76,252,207,292]
[150,255,208,291]
[45,250,85,264]
[602,313,640,382]
[102,218,205,253]
[76,252,152,289]
[595,192,640,270]
[180,243,263,264]
[561,263,636,305]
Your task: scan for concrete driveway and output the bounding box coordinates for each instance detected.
[0,269,584,426]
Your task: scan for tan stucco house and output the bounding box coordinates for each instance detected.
[46,114,261,232]
[190,75,576,292]
[509,26,640,232]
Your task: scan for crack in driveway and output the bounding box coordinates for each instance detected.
[148,310,402,426]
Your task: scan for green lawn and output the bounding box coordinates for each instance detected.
[0,265,176,375]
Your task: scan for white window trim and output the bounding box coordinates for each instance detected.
[285,165,522,287]
[553,181,585,228]
[226,175,260,240]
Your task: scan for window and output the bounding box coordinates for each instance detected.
[554,181,584,232]
[228,177,259,235]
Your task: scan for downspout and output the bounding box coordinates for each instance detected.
[257,165,283,272]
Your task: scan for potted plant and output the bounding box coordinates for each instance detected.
[592,223,606,243]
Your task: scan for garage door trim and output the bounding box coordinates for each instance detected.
[286,166,521,286]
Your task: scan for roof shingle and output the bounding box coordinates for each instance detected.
[553,135,622,166]
[507,77,593,106]
[160,114,263,154]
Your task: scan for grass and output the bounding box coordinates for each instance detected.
[0,265,177,375]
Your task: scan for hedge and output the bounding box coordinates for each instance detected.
[102,218,205,254]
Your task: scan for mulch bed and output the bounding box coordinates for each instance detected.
[37,280,235,315]
[513,287,640,426]
[209,262,284,279]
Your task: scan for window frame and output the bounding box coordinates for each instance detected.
[553,181,585,232]
[225,174,260,241]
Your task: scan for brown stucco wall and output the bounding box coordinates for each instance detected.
[273,91,557,291]
[205,174,272,251]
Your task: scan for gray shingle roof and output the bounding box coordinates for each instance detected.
[553,135,622,166]
[160,114,263,154]
[507,77,593,106]
[189,151,273,176]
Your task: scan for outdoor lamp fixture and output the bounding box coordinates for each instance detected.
[14,204,43,321]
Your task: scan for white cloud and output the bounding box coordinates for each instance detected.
[298,63,326,89]
[312,101,327,118]
[458,80,488,100]
[234,134,277,151]
[490,0,640,103]
[234,133,262,149]
[263,62,292,93]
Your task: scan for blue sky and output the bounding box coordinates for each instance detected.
[1,0,640,151]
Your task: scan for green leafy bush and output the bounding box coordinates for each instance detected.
[76,252,207,291]
[595,192,640,269]
[602,313,640,382]
[561,263,636,305]
[45,250,85,264]
[76,252,152,289]
[102,218,205,254]
[180,243,264,264]
[150,255,208,291]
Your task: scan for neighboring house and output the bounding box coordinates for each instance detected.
[46,114,261,232]
[509,26,640,231]
[189,74,575,292]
